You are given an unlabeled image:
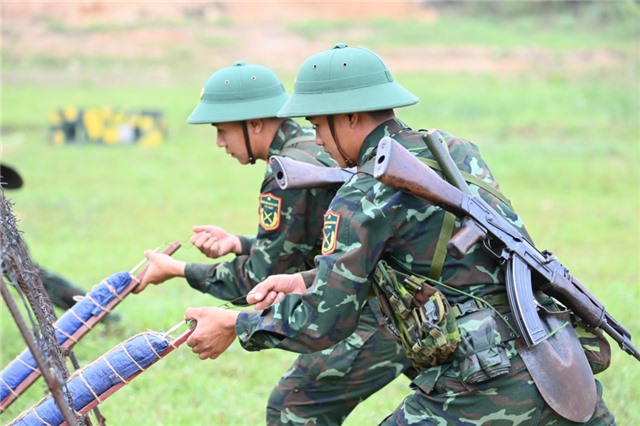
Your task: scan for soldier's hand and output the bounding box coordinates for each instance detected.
[191,225,242,258]
[133,250,186,294]
[185,307,238,360]
[246,273,306,310]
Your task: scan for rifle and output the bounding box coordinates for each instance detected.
[373,134,639,361]
[269,155,356,190]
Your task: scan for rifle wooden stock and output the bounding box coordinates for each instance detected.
[373,136,640,361]
[374,137,469,217]
[374,136,487,256]
[269,156,355,190]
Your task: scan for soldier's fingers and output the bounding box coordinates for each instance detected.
[252,291,278,309]
[200,241,216,258]
[186,336,196,348]
[185,306,202,322]
[266,291,278,303]
[194,232,212,247]
[131,282,147,294]
[202,236,218,252]
[246,292,262,305]
[192,225,209,233]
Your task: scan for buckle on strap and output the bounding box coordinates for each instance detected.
[452,299,484,318]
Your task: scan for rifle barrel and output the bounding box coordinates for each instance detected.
[269,156,353,190]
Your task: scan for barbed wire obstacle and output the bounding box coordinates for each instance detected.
[1,272,130,410]
[0,242,181,412]
[0,191,78,423]
[8,326,193,426]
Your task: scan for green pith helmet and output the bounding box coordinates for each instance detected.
[188,61,289,124]
[277,43,418,118]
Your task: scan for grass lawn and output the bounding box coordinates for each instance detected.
[1,4,638,425]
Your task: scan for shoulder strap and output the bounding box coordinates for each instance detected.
[421,141,456,281]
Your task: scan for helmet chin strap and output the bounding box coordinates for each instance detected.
[241,121,256,164]
[327,116,356,168]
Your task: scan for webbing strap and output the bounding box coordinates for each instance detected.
[427,140,456,281]
[429,211,456,280]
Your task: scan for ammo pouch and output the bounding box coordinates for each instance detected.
[450,301,514,384]
[372,261,460,370]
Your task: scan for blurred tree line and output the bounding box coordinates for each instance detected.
[422,0,638,26]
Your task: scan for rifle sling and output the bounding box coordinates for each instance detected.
[429,211,455,281]
[419,140,459,281]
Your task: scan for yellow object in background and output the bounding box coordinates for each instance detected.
[48,106,166,145]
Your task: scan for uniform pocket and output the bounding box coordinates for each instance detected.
[452,308,511,384]
[298,311,380,381]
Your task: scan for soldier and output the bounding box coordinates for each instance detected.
[135,61,413,424]
[178,44,615,424]
[1,163,98,312]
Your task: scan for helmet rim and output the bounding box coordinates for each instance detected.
[188,92,289,124]
[277,80,418,118]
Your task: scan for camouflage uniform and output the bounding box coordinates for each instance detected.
[185,119,413,425]
[235,119,615,425]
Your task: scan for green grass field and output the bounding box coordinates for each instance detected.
[1,4,638,425]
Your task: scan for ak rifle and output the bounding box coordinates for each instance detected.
[373,134,639,361]
[269,156,355,190]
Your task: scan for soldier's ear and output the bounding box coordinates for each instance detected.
[249,119,263,133]
[347,113,360,129]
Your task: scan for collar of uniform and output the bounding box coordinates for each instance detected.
[357,118,409,167]
[268,119,306,157]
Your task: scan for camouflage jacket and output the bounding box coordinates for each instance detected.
[184,119,337,304]
[236,118,529,353]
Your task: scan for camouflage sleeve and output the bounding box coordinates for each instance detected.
[237,235,256,255]
[235,176,398,353]
[299,268,317,288]
[184,175,323,304]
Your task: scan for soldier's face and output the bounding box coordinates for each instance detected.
[307,115,353,168]
[213,122,251,164]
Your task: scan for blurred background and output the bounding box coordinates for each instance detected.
[1,1,638,424]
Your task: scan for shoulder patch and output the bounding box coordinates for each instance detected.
[259,193,282,231]
[321,210,341,255]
